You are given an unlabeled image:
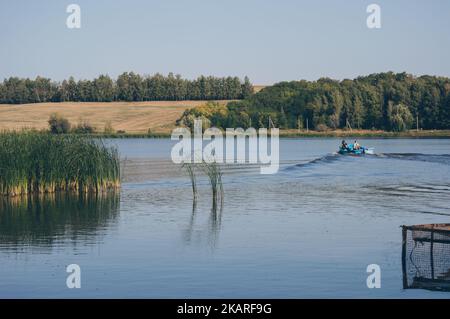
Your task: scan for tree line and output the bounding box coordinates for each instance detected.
[179,72,450,131]
[0,73,254,104]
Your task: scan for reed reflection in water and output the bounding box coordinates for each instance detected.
[183,198,223,249]
[0,192,120,250]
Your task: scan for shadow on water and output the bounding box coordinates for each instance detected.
[402,224,450,292]
[0,192,120,251]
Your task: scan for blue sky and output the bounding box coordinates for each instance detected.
[0,0,449,84]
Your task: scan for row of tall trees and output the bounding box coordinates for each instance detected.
[182,72,450,131]
[0,73,254,104]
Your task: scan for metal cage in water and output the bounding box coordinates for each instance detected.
[402,224,450,291]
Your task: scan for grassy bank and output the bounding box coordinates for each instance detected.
[0,132,120,196]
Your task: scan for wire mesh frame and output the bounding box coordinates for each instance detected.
[402,224,450,291]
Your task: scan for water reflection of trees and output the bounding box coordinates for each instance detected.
[0,192,120,249]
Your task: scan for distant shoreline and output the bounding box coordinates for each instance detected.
[2,101,449,139]
[277,129,450,138]
[77,129,450,139]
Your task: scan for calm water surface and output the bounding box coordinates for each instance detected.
[1,138,450,298]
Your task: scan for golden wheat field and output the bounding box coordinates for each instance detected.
[0,101,231,134]
[252,85,266,93]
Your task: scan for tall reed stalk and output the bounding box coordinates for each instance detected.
[201,161,224,210]
[182,162,197,200]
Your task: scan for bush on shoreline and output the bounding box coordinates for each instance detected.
[48,113,71,134]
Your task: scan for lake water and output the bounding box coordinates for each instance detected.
[1,138,450,298]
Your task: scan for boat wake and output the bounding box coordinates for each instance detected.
[283,153,341,171]
[375,153,450,165]
[284,152,450,171]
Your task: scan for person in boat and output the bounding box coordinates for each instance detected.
[354,140,360,150]
[341,140,348,150]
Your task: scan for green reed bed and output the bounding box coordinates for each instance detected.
[0,132,120,196]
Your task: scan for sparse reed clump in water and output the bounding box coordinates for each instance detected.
[201,161,224,209]
[0,131,120,196]
[181,160,224,208]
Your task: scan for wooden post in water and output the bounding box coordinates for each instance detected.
[401,226,408,289]
[430,229,435,280]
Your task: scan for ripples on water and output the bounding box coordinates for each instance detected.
[1,138,450,298]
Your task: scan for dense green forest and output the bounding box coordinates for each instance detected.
[0,73,254,104]
[179,72,450,131]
